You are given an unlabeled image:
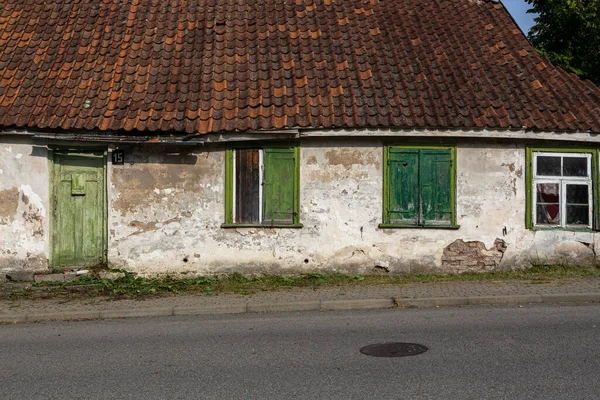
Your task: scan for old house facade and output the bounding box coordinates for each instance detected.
[1,0,600,277]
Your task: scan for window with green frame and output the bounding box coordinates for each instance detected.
[224,145,301,227]
[526,148,598,230]
[381,146,457,228]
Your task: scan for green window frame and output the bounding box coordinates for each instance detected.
[380,145,458,229]
[223,144,302,228]
[526,147,599,231]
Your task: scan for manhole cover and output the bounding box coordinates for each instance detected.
[360,342,428,358]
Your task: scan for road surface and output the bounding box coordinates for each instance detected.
[1,303,598,399]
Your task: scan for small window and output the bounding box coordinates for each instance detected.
[381,146,457,228]
[532,152,593,229]
[224,146,301,227]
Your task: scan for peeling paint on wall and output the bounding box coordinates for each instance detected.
[2,136,600,276]
[15,185,46,240]
[128,217,181,237]
[529,230,596,266]
[325,148,380,169]
[107,142,536,275]
[0,187,18,223]
[0,140,49,273]
[442,238,507,272]
[111,147,217,214]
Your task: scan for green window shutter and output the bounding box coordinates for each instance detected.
[420,149,452,225]
[388,148,419,224]
[263,147,295,224]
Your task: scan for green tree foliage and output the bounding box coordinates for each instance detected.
[526,0,600,86]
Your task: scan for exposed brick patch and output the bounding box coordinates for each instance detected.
[442,239,507,272]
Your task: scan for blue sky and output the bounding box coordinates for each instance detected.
[502,0,537,33]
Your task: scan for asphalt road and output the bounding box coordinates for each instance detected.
[1,303,599,399]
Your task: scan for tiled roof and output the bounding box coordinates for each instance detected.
[1,0,600,135]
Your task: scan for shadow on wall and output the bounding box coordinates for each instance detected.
[29,144,209,165]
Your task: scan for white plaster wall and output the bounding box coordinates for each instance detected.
[108,146,226,273]
[107,139,595,276]
[455,143,533,267]
[1,135,595,275]
[298,141,530,273]
[0,138,49,272]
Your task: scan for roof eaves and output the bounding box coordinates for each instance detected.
[299,127,600,143]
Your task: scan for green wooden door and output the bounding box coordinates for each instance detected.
[52,151,106,267]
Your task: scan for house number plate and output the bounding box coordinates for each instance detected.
[112,150,124,165]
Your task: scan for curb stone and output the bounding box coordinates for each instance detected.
[321,298,394,311]
[100,307,174,319]
[173,304,247,315]
[541,293,600,303]
[0,314,27,324]
[248,301,320,313]
[467,294,543,305]
[1,293,599,324]
[27,311,101,322]
[395,297,469,308]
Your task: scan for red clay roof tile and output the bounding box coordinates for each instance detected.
[1,0,600,134]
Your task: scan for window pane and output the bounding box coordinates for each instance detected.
[566,206,589,225]
[566,184,589,204]
[566,184,589,225]
[235,149,260,223]
[536,156,561,176]
[563,157,588,177]
[536,183,560,225]
[535,183,559,203]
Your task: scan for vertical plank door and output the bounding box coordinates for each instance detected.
[52,152,106,267]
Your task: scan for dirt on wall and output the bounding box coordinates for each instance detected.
[111,149,219,214]
[325,149,380,170]
[0,187,18,223]
[21,193,44,238]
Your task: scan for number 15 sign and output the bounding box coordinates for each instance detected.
[112,150,124,165]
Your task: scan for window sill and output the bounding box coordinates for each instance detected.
[378,223,461,230]
[530,226,594,232]
[221,223,304,229]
